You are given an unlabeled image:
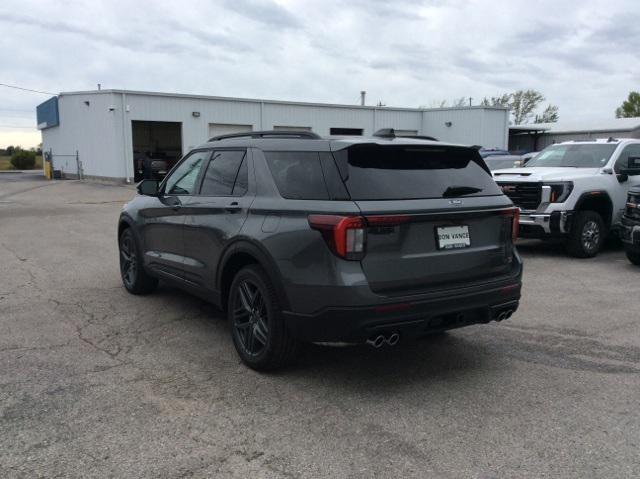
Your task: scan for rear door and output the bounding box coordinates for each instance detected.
[333,143,515,295]
[181,148,252,289]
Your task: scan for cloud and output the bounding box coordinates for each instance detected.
[1,0,639,148]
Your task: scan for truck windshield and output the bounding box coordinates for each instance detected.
[525,144,617,168]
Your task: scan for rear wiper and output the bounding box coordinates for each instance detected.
[442,186,483,197]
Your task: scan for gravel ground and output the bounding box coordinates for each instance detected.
[1,174,639,478]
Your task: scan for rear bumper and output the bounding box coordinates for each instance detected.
[283,277,522,343]
[518,210,573,238]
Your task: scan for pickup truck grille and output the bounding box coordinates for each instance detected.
[626,191,640,220]
[497,182,541,210]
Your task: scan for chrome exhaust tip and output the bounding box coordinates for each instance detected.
[386,333,400,346]
[366,335,386,348]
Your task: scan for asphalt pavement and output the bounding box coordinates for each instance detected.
[1,175,639,478]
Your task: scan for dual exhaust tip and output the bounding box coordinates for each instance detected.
[366,332,400,348]
[496,309,514,321]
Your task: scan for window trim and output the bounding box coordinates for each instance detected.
[196,147,249,197]
[160,148,212,196]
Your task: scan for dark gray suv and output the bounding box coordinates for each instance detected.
[118,130,522,370]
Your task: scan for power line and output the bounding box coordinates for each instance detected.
[0,83,56,95]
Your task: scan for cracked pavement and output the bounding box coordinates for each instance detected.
[1,172,639,478]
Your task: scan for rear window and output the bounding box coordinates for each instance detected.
[264,151,329,200]
[334,145,501,200]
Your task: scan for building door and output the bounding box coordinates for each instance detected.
[132,121,183,182]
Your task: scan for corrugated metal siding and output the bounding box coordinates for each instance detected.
[41,91,509,180]
[42,93,123,178]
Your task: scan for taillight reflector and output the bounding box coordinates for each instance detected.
[308,215,366,260]
[500,208,519,241]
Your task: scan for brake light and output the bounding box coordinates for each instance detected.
[501,208,519,241]
[308,215,366,260]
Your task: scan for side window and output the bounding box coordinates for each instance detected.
[164,151,209,195]
[264,151,329,200]
[200,150,247,196]
[615,144,640,173]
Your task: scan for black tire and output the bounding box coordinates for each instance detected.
[565,211,605,258]
[625,246,640,266]
[228,265,299,371]
[119,228,158,294]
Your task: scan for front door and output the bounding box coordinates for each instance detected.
[182,148,253,290]
[139,149,209,280]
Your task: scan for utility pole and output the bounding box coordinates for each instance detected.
[469,97,473,106]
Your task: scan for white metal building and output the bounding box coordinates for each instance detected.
[38,89,510,182]
[509,117,640,152]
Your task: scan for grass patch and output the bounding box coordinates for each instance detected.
[0,155,43,171]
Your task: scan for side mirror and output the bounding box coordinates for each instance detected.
[137,179,160,196]
[620,156,640,176]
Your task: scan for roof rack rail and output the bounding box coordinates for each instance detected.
[208,130,321,142]
[373,128,438,141]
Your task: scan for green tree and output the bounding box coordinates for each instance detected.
[534,104,559,123]
[481,89,558,125]
[615,91,640,118]
[10,149,36,170]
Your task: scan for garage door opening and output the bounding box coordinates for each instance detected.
[132,121,183,182]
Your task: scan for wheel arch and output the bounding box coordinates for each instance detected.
[574,191,614,227]
[217,239,290,312]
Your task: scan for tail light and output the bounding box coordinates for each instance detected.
[501,207,519,241]
[308,215,366,260]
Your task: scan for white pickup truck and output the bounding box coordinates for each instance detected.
[493,138,640,257]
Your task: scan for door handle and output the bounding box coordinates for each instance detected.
[225,201,240,213]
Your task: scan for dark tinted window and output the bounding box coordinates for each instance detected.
[334,145,501,200]
[330,128,363,136]
[264,152,329,200]
[614,144,640,173]
[165,150,208,195]
[200,150,247,196]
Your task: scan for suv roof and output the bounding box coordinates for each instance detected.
[200,129,453,152]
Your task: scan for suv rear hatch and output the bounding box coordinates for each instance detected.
[331,143,517,295]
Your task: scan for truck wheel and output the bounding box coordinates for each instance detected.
[228,265,299,371]
[565,211,605,258]
[625,246,640,266]
[119,228,158,294]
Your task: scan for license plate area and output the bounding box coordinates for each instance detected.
[436,225,470,250]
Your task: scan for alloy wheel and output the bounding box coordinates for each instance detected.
[581,220,600,253]
[233,280,269,356]
[119,232,137,287]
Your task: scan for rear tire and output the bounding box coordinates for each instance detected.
[228,265,299,371]
[625,246,640,266]
[119,228,158,294]
[565,211,605,258]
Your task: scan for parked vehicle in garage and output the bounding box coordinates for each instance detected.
[118,131,523,370]
[621,183,640,265]
[493,139,640,257]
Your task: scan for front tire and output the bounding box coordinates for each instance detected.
[119,228,158,294]
[565,211,605,258]
[228,265,299,371]
[625,246,640,266]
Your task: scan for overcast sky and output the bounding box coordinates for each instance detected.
[1,0,638,148]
